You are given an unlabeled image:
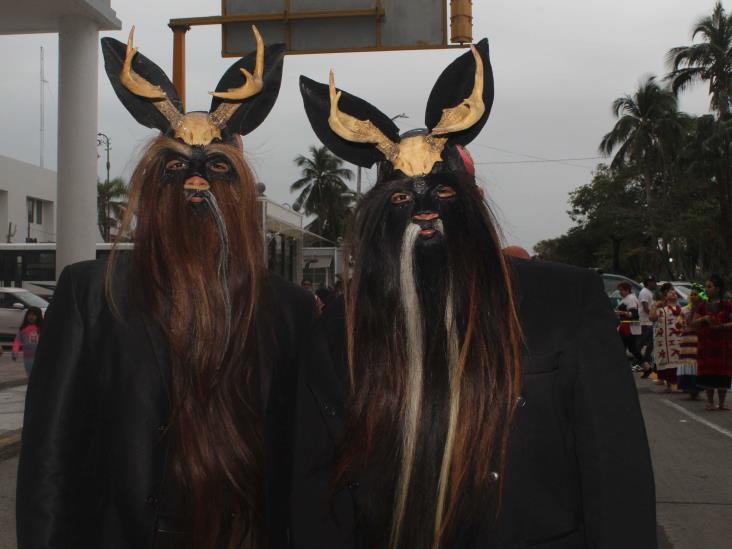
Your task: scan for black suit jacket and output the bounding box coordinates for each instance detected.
[17,258,315,549]
[291,259,657,549]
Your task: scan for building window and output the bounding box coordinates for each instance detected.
[27,198,43,225]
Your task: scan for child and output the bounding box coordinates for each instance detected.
[12,306,43,376]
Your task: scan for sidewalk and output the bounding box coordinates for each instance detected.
[0,356,27,460]
[0,355,27,392]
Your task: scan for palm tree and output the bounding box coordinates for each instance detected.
[668,1,732,269]
[291,146,355,243]
[599,76,686,190]
[599,77,688,270]
[97,177,128,242]
[667,1,732,117]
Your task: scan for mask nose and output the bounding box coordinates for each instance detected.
[183,175,210,191]
[413,211,439,221]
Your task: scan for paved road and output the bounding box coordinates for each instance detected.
[1,373,731,547]
[638,374,732,549]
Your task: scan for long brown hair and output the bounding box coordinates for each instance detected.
[107,136,265,548]
[339,173,523,548]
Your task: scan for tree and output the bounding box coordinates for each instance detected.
[291,146,355,243]
[568,165,647,274]
[97,177,128,242]
[667,1,732,116]
[598,76,688,271]
[668,2,732,270]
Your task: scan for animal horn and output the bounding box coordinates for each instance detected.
[119,26,182,127]
[327,70,399,162]
[430,45,485,135]
[208,26,265,129]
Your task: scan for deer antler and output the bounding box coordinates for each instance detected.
[210,26,264,101]
[208,26,266,130]
[430,45,485,135]
[121,26,167,100]
[119,26,182,127]
[327,70,399,162]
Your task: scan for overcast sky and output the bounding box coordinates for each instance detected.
[0,0,718,251]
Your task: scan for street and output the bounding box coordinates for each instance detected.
[0,370,731,548]
[640,374,732,549]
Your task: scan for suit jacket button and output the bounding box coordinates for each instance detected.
[322,403,337,417]
[157,424,168,433]
[347,481,360,491]
[145,495,159,506]
[517,396,527,408]
[488,472,499,482]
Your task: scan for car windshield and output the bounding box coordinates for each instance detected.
[13,291,49,309]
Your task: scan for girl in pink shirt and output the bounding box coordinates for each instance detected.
[12,306,43,376]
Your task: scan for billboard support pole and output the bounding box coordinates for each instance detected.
[170,24,190,109]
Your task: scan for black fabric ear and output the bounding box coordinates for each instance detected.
[299,75,401,169]
[424,38,494,147]
[101,37,183,133]
[209,44,286,137]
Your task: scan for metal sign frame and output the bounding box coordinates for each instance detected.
[217,0,450,57]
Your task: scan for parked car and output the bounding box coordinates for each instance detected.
[600,273,642,308]
[0,287,49,337]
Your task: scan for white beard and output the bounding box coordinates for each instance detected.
[391,219,460,548]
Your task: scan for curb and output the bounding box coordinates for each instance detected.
[0,429,21,461]
[0,378,27,392]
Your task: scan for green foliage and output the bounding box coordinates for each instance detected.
[542,3,732,280]
[97,177,128,243]
[291,146,355,244]
[667,1,732,116]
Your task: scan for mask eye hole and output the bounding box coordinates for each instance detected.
[390,192,413,205]
[165,158,189,171]
[208,159,231,173]
[436,185,456,199]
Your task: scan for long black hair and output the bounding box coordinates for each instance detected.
[340,161,523,548]
[19,307,43,332]
[708,274,726,301]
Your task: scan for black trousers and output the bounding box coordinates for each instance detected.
[620,334,644,364]
[638,325,654,364]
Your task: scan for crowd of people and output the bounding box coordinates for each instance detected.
[615,274,732,411]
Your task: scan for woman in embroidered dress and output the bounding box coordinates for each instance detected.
[694,275,732,411]
[650,289,685,392]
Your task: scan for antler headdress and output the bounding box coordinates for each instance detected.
[102,26,285,146]
[300,39,493,178]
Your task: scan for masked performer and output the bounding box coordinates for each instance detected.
[291,40,656,549]
[17,27,314,549]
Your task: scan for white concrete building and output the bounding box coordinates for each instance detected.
[0,155,56,243]
[0,0,121,274]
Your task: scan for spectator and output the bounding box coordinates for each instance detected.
[694,274,732,411]
[301,278,324,315]
[678,289,702,399]
[12,306,43,376]
[638,275,657,377]
[650,289,684,392]
[615,282,644,367]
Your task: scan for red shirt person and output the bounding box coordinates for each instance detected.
[694,274,732,410]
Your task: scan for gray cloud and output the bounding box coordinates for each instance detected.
[0,0,716,251]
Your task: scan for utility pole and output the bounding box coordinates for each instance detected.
[40,47,48,168]
[96,133,111,241]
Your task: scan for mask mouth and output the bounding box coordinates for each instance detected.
[185,189,208,205]
[413,218,441,239]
